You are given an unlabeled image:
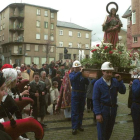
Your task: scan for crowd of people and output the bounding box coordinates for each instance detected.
[0,60,140,140]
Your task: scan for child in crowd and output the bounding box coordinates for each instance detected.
[50,81,59,115]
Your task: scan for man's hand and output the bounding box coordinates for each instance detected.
[115,74,122,81]
[96,115,103,123]
[35,93,39,97]
[42,92,45,95]
[21,90,29,96]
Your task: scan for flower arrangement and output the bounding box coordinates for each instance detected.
[81,42,139,70]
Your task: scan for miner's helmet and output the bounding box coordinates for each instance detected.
[101,62,114,71]
[72,60,81,68]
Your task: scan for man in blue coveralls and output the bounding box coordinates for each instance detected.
[69,60,89,135]
[93,62,126,140]
[131,76,140,140]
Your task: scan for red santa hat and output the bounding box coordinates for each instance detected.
[1,64,13,71]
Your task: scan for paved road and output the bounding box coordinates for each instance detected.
[27,84,134,140]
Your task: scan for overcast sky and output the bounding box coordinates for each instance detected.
[0,0,131,41]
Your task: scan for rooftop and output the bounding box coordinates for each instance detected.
[0,3,58,13]
[122,6,132,18]
[57,21,92,31]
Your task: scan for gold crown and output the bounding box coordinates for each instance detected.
[75,63,78,66]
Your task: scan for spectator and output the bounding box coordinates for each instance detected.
[51,64,59,79]
[50,81,59,115]
[59,64,65,78]
[24,65,34,82]
[39,64,49,76]
[31,64,39,73]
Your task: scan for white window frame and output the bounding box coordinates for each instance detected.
[50,35,54,41]
[50,46,54,53]
[25,57,31,65]
[42,45,46,52]
[3,34,4,41]
[44,22,48,28]
[36,20,40,27]
[36,34,40,40]
[133,37,138,43]
[69,42,72,48]
[59,30,63,35]
[35,45,39,51]
[85,44,89,49]
[86,33,89,38]
[51,13,54,18]
[44,34,48,40]
[59,42,63,47]
[132,12,136,25]
[14,46,18,54]
[51,23,54,29]
[77,43,81,48]
[42,58,46,63]
[37,9,41,15]
[69,31,72,36]
[44,10,48,16]
[26,44,30,50]
[77,32,81,37]
[33,57,39,65]
[127,17,131,25]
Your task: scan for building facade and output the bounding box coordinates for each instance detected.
[0,3,58,67]
[56,21,92,61]
[122,0,140,51]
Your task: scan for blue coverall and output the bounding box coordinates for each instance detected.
[131,79,140,140]
[93,77,126,140]
[69,71,89,130]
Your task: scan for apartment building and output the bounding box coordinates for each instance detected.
[122,0,140,51]
[56,21,92,61]
[0,3,58,67]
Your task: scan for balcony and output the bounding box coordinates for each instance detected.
[9,36,24,43]
[11,49,24,56]
[9,12,24,19]
[9,24,24,32]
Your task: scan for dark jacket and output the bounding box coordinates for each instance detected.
[29,80,46,106]
[39,68,49,75]
[93,77,126,115]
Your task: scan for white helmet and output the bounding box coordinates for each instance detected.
[72,60,81,68]
[101,62,114,71]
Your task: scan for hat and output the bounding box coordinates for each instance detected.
[1,64,13,71]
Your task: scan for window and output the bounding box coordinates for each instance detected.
[44,10,48,16]
[51,23,54,29]
[50,46,54,52]
[42,45,46,52]
[25,57,31,65]
[59,30,63,35]
[86,33,89,38]
[37,9,41,15]
[36,34,40,40]
[3,24,5,29]
[14,46,18,54]
[133,37,138,43]
[69,31,72,36]
[77,43,81,48]
[59,42,63,47]
[36,21,40,27]
[85,44,89,49]
[50,35,54,41]
[44,34,48,40]
[35,45,39,51]
[132,12,136,25]
[42,58,46,63]
[44,22,48,28]
[77,32,81,37]
[1,26,2,30]
[69,42,72,48]
[26,44,30,50]
[127,17,132,25]
[51,13,54,18]
[3,34,4,41]
[34,57,39,65]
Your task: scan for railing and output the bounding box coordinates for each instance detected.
[9,36,24,42]
[9,24,24,30]
[10,12,24,18]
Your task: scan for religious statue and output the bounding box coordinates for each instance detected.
[102,2,123,47]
